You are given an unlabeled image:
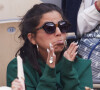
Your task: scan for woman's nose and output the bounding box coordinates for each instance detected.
[55,27,62,36]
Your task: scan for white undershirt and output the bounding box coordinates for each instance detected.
[77,0,100,36]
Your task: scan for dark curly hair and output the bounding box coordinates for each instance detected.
[16,3,66,75]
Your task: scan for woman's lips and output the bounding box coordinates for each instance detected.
[55,40,64,45]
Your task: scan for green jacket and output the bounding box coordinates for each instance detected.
[7,56,93,90]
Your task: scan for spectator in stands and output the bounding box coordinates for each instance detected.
[7,3,93,90]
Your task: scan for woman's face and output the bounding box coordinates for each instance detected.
[33,11,67,53]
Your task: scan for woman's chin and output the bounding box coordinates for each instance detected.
[54,47,64,53]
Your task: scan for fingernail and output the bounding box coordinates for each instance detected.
[53,52,55,56]
[75,51,78,54]
[49,43,53,48]
[47,48,50,53]
[72,41,75,43]
[77,45,79,47]
[76,41,78,44]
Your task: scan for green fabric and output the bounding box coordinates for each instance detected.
[7,56,93,90]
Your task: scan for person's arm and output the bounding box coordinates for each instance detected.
[61,56,93,90]
[77,1,100,36]
[61,42,93,90]
[25,64,57,90]
[74,57,93,89]
[7,58,57,90]
[36,65,57,90]
[60,42,80,90]
[61,57,81,90]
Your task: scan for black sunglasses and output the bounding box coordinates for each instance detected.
[36,20,71,34]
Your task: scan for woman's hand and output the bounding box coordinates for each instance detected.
[64,42,78,61]
[46,43,56,68]
[11,78,25,90]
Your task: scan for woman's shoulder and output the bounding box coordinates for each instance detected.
[7,57,17,71]
[9,57,17,64]
[75,56,91,64]
[7,57,32,70]
[74,56,92,72]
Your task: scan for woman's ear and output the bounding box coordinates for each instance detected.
[27,33,36,44]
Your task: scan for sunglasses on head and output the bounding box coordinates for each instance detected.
[36,20,71,34]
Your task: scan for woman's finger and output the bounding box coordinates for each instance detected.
[11,78,25,90]
[49,43,56,63]
[67,42,78,54]
[63,42,78,61]
[71,45,79,55]
[46,43,56,68]
[12,84,21,90]
[71,51,77,61]
[12,79,21,85]
[70,46,78,61]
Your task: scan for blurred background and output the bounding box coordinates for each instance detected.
[0,0,61,86]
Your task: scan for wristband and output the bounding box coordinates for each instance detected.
[95,1,100,12]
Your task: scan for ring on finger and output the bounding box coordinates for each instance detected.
[49,57,53,64]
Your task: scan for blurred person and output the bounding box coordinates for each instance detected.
[62,0,100,36]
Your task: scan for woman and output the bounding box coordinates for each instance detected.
[7,3,93,90]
